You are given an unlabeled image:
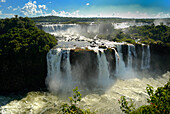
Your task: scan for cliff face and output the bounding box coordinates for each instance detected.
[150,44,170,74]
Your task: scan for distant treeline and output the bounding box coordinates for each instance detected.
[31,16,163,24]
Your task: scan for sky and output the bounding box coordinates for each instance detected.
[0,0,170,18]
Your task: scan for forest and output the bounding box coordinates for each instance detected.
[113,24,170,46]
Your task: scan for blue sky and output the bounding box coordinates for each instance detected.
[0,0,170,18]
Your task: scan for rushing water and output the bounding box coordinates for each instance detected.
[1,72,169,113]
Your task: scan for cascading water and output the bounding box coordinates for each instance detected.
[96,49,110,87]
[42,24,76,33]
[115,45,126,77]
[127,45,133,68]
[141,45,151,69]
[46,49,73,93]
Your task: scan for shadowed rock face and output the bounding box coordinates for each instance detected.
[70,50,99,89]
[69,49,117,81]
[135,44,143,70]
[122,45,128,67]
[150,44,170,74]
[104,49,116,78]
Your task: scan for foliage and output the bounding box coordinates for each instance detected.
[118,81,170,114]
[60,87,94,114]
[118,96,135,113]
[0,16,57,56]
[127,24,170,45]
[0,16,57,92]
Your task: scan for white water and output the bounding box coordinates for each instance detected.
[128,45,133,68]
[46,49,73,93]
[97,50,110,87]
[115,45,126,78]
[141,45,150,69]
[1,72,169,114]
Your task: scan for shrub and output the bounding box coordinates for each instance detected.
[119,80,170,114]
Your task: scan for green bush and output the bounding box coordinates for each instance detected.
[119,80,170,114]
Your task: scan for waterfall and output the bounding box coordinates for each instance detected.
[141,45,150,69]
[115,45,126,75]
[46,44,151,92]
[96,49,111,88]
[127,45,133,68]
[46,49,73,92]
[47,49,62,79]
[115,44,138,79]
[113,48,119,74]
[42,24,76,33]
[66,50,72,81]
[97,50,110,81]
[128,45,137,69]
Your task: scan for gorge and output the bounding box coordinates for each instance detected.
[0,22,170,113]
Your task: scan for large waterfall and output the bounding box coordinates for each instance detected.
[42,24,152,92]
[46,43,151,92]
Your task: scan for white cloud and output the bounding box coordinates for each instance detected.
[86,3,90,6]
[1,0,6,2]
[8,6,12,9]
[13,8,18,11]
[21,1,46,16]
[112,11,150,18]
[77,5,170,18]
[13,6,20,11]
[111,11,170,18]
[155,12,170,18]
[51,10,80,17]
[38,5,46,9]
[33,1,36,4]
[0,11,14,18]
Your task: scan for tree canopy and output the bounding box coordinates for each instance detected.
[0,16,57,56]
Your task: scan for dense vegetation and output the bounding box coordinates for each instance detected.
[0,16,57,93]
[0,16,57,56]
[97,24,170,46]
[119,80,170,114]
[125,24,170,45]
